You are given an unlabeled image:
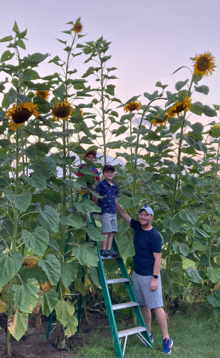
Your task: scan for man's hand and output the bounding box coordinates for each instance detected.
[150,278,158,291]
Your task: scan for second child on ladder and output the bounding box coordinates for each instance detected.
[94,164,118,258]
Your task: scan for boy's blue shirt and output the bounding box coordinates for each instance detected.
[96,179,118,214]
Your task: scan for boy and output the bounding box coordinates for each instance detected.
[77,150,101,190]
[95,165,118,257]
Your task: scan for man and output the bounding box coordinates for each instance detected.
[116,203,173,354]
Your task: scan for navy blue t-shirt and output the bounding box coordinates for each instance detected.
[131,219,162,276]
[96,179,118,214]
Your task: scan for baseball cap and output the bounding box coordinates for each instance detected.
[139,206,154,215]
[103,164,115,173]
[84,150,96,158]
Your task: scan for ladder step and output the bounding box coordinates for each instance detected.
[118,326,146,338]
[106,278,129,284]
[112,301,138,310]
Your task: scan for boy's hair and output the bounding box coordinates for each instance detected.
[103,164,115,173]
[84,150,96,158]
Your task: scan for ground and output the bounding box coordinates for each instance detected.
[0,307,220,358]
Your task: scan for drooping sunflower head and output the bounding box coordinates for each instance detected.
[35,90,50,100]
[152,114,168,127]
[73,20,83,34]
[52,99,74,121]
[124,101,142,113]
[5,102,39,130]
[193,52,215,77]
[166,97,192,118]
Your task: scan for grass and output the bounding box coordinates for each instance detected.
[67,308,220,358]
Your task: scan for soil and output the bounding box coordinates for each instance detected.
[0,313,111,358]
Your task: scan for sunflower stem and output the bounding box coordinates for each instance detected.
[7,128,19,356]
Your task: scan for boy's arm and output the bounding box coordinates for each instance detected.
[116,200,131,224]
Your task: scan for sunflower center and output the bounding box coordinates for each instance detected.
[53,105,71,118]
[198,56,210,71]
[173,104,184,113]
[12,108,32,124]
[129,104,138,111]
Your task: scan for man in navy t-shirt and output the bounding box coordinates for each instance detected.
[116,203,173,354]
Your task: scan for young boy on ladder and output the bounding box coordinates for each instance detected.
[94,164,119,258]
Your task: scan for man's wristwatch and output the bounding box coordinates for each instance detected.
[152,274,158,279]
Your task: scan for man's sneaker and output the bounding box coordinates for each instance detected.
[106,249,118,257]
[100,250,110,257]
[149,333,154,343]
[161,337,173,354]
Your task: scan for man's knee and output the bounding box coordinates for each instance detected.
[153,306,163,314]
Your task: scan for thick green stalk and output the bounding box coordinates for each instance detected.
[208,143,220,265]
[7,129,19,356]
[61,121,67,256]
[100,62,107,165]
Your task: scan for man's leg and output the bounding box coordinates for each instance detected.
[140,305,151,333]
[154,307,169,339]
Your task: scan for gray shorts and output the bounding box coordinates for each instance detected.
[132,271,163,309]
[100,213,118,233]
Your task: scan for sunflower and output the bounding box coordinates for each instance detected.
[152,114,168,126]
[35,90,50,100]
[52,99,74,121]
[166,97,192,118]
[73,21,83,34]
[209,125,220,138]
[5,102,39,130]
[124,101,142,113]
[213,125,220,130]
[193,52,215,77]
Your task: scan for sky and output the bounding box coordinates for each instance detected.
[0,0,220,127]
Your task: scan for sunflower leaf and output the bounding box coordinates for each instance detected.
[144,91,159,101]
[0,36,13,43]
[1,50,14,62]
[12,21,19,33]
[175,79,189,91]
[195,85,209,95]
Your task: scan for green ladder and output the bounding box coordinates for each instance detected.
[92,222,153,357]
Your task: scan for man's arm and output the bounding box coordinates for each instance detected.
[150,252,162,291]
[116,200,131,224]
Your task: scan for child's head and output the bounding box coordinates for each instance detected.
[102,164,115,181]
[84,150,96,163]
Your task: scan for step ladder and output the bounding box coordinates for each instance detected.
[92,219,153,357]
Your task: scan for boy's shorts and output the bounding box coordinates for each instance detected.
[100,213,118,233]
[132,271,163,309]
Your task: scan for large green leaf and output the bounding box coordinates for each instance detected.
[55,299,75,326]
[38,254,61,285]
[40,289,58,316]
[193,227,209,239]
[38,205,60,232]
[21,227,49,256]
[90,267,101,287]
[60,213,83,228]
[179,210,198,225]
[8,311,28,341]
[22,173,46,190]
[23,145,37,160]
[186,267,202,283]
[1,50,14,62]
[84,225,106,242]
[207,267,220,283]
[0,253,23,287]
[72,242,98,266]
[61,262,78,288]
[75,199,101,214]
[118,235,135,257]
[207,294,220,308]
[4,189,32,211]
[163,215,182,233]
[13,278,40,313]
[33,97,50,114]
[172,242,189,257]
[119,195,141,209]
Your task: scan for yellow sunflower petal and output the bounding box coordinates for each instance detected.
[193,52,215,77]
[124,101,142,113]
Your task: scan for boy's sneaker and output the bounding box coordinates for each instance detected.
[149,333,154,343]
[161,337,173,354]
[106,250,118,257]
[100,250,110,257]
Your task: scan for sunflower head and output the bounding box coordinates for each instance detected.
[73,20,83,34]
[35,90,50,100]
[124,101,142,113]
[5,102,39,130]
[209,125,220,138]
[152,114,168,127]
[166,97,192,118]
[52,99,73,121]
[193,52,215,77]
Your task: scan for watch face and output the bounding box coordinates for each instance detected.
[153,275,158,279]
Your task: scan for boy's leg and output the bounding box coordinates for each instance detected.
[101,233,109,250]
[106,232,113,250]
